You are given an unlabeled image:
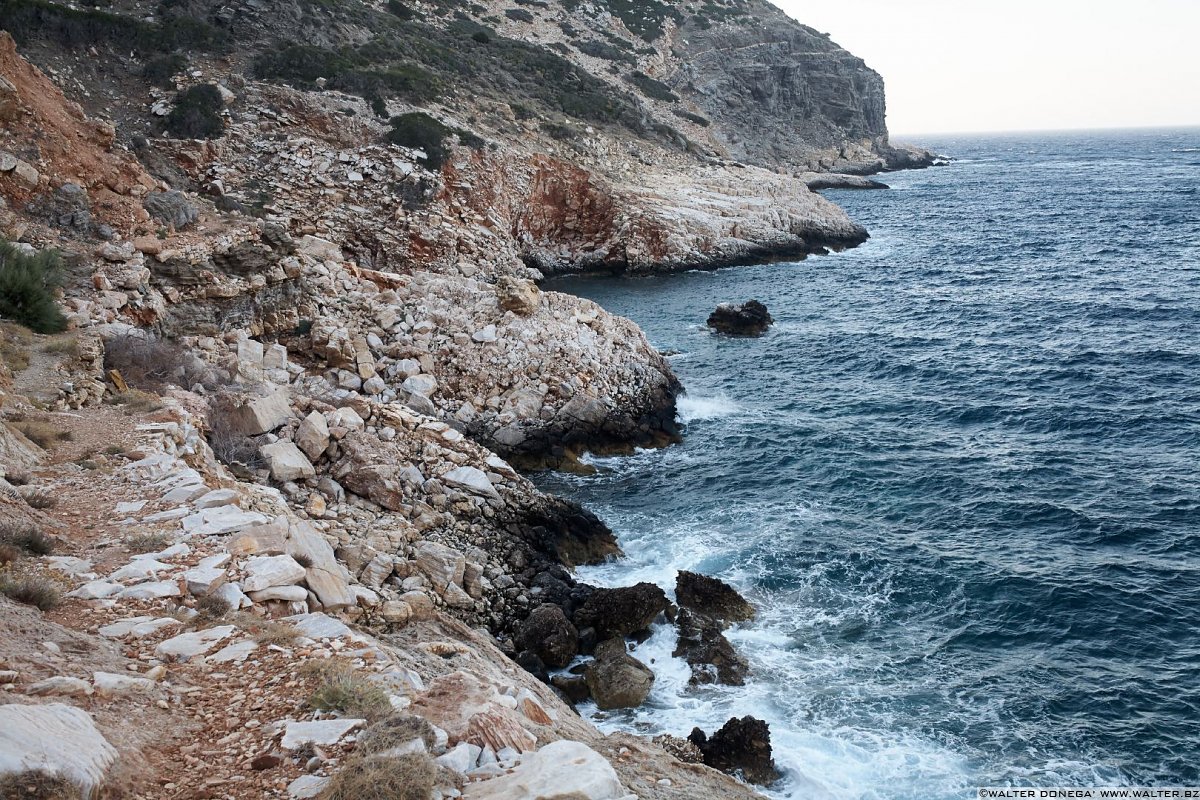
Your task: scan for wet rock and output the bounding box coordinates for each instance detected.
[550,674,590,704]
[584,652,654,710]
[688,716,781,785]
[675,571,755,624]
[707,300,773,336]
[515,603,578,669]
[572,582,669,641]
[673,607,748,686]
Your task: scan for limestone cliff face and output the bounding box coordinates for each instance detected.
[669,1,892,170]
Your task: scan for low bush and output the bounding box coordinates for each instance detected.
[165,83,224,139]
[304,660,393,721]
[0,0,228,54]
[12,419,72,450]
[194,593,232,621]
[357,715,436,754]
[0,522,55,555]
[142,53,186,87]
[104,333,221,392]
[124,531,171,554]
[0,567,62,611]
[387,112,482,170]
[673,107,710,126]
[22,489,58,509]
[504,8,534,22]
[317,753,436,800]
[627,70,678,102]
[0,769,79,800]
[233,612,300,645]
[0,241,67,335]
[573,39,636,64]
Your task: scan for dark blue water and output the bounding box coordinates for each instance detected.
[539,129,1200,799]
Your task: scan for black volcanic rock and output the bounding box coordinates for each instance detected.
[689,716,782,785]
[676,571,755,625]
[707,300,773,336]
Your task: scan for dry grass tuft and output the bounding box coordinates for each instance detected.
[194,594,232,621]
[0,769,80,799]
[22,489,58,510]
[0,543,21,566]
[302,659,393,722]
[0,322,33,373]
[317,753,436,800]
[0,522,56,555]
[123,532,171,554]
[0,566,63,611]
[12,419,73,449]
[233,612,301,646]
[41,335,79,356]
[356,714,436,754]
[106,389,163,415]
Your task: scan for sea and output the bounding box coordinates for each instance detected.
[537,128,1200,799]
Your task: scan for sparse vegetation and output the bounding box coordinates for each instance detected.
[627,70,678,102]
[317,753,436,800]
[0,322,34,372]
[0,566,63,610]
[21,489,58,510]
[0,769,79,800]
[166,84,224,140]
[357,714,437,754]
[104,333,222,392]
[124,531,171,554]
[303,659,393,721]
[106,389,164,415]
[0,0,229,54]
[386,112,482,170]
[12,419,72,450]
[0,240,67,335]
[504,7,534,22]
[0,522,56,556]
[234,612,301,646]
[142,53,187,87]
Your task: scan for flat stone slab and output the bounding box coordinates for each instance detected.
[116,580,182,600]
[440,466,501,500]
[285,612,363,642]
[280,719,365,750]
[99,616,181,639]
[93,671,156,697]
[67,580,122,600]
[109,559,175,582]
[155,625,236,662]
[0,703,118,797]
[181,507,269,536]
[462,740,628,800]
[287,774,329,799]
[241,554,306,592]
[208,639,258,664]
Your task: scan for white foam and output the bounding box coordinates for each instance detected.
[677,393,741,422]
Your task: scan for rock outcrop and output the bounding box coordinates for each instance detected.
[707,301,774,336]
[689,716,782,786]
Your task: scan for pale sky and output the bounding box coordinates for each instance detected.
[774,0,1200,136]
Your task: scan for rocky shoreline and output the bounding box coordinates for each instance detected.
[0,4,931,792]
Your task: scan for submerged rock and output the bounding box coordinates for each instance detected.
[707,300,773,336]
[689,716,781,786]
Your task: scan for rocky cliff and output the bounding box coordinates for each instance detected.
[0,0,927,793]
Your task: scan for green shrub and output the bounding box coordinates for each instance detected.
[142,53,187,87]
[0,0,228,54]
[387,112,481,169]
[471,30,490,43]
[674,107,710,126]
[165,84,224,139]
[627,70,678,102]
[0,241,67,335]
[504,8,534,22]
[573,39,636,64]
[386,0,414,18]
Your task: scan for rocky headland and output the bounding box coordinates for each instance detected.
[0,0,928,794]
